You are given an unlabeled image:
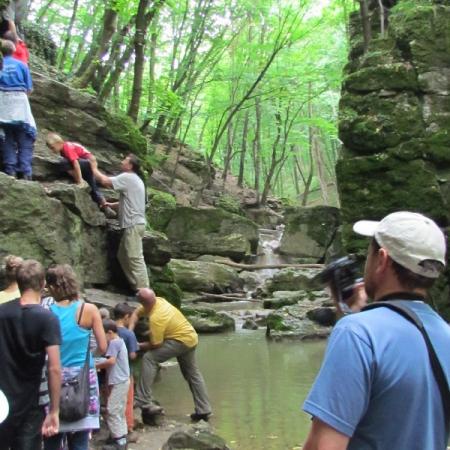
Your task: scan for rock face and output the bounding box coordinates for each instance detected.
[0,173,109,284]
[279,206,341,260]
[168,259,243,294]
[30,72,146,174]
[155,206,259,261]
[337,1,450,318]
[338,1,450,244]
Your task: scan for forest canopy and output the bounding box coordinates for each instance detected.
[28,0,355,206]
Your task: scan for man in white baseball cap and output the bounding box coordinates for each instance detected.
[302,211,450,450]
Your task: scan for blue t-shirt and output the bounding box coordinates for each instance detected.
[0,55,32,91]
[303,300,450,450]
[117,326,139,358]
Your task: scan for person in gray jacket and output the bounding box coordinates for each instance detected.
[94,154,149,291]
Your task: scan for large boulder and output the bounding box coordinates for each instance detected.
[266,300,335,341]
[30,72,147,179]
[162,428,231,450]
[264,268,323,293]
[156,206,259,261]
[0,173,109,284]
[279,206,340,260]
[182,306,235,333]
[168,259,243,294]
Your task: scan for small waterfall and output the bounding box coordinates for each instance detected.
[242,224,286,299]
[256,224,285,279]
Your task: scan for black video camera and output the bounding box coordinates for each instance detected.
[319,255,362,313]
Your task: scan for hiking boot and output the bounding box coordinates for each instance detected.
[190,412,211,422]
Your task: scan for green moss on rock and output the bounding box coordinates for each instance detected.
[99,112,147,160]
[147,189,177,231]
[216,194,243,215]
[151,281,182,308]
[337,154,449,254]
[344,63,418,93]
[339,92,424,153]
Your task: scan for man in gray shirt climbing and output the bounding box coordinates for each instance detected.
[94,153,149,291]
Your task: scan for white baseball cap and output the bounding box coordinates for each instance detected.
[353,211,446,278]
[0,390,9,424]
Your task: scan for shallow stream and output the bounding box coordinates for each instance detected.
[153,329,326,450]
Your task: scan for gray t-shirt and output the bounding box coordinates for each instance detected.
[105,337,130,385]
[110,172,146,229]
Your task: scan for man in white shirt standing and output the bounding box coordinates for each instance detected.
[95,153,149,291]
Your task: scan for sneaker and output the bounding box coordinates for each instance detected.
[190,412,211,422]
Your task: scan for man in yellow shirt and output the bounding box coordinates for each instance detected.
[129,288,211,424]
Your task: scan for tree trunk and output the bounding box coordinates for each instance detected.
[37,0,55,21]
[128,0,165,122]
[74,4,118,89]
[358,0,371,53]
[145,13,159,127]
[95,18,134,93]
[98,42,134,103]
[58,0,79,70]
[237,110,249,188]
[253,97,262,204]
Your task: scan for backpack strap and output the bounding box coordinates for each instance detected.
[364,300,450,435]
[77,301,86,325]
[76,301,91,366]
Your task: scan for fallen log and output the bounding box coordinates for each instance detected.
[214,261,325,271]
[190,292,248,303]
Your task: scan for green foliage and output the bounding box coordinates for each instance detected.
[27,0,354,206]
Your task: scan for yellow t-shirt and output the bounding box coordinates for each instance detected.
[137,297,198,348]
[0,288,21,304]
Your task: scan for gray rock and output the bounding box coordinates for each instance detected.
[162,428,231,450]
[168,259,243,293]
[279,206,340,260]
[160,206,258,261]
[0,173,109,285]
[182,306,235,333]
[266,300,335,340]
[242,318,258,330]
[264,268,323,293]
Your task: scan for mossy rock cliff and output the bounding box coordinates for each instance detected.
[0,173,109,284]
[153,206,259,261]
[338,0,450,319]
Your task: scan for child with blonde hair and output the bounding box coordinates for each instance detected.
[46,133,114,217]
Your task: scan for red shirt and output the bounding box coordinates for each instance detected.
[12,40,29,65]
[62,142,92,163]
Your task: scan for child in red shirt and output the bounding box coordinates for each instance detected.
[2,26,29,65]
[46,132,114,217]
